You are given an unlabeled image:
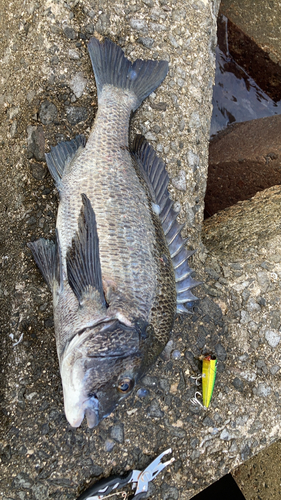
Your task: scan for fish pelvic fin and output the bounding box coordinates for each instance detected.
[87,37,169,111]
[132,136,200,313]
[45,134,86,188]
[28,230,62,291]
[66,194,106,309]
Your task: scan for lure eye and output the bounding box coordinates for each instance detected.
[117,378,134,394]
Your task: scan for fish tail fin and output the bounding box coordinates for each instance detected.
[88,37,169,111]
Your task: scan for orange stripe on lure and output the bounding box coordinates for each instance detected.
[201,355,217,408]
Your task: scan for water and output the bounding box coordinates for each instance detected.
[210,16,281,137]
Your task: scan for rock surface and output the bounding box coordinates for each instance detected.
[220,0,281,101]
[205,115,281,216]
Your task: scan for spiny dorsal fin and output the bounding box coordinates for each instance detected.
[66,194,106,308]
[28,232,61,291]
[132,136,200,313]
[45,134,86,187]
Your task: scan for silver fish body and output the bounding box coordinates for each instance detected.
[28,38,199,428]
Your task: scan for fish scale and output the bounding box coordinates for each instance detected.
[28,38,199,428]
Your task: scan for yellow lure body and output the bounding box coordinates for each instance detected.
[202,355,217,408]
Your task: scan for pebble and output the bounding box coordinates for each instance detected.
[161,484,179,500]
[39,101,58,125]
[69,72,87,99]
[270,364,280,375]
[110,424,124,444]
[130,19,148,31]
[104,439,115,452]
[255,383,272,397]
[63,26,77,40]
[172,349,181,360]
[31,483,49,500]
[137,36,154,48]
[27,125,45,161]
[232,377,244,392]
[265,330,280,348]
[66,106,88,125]
[30,163,47,181]
[215,343,227,361]
[137,388,149,398]
[148,399,164,418]
[69,49,80,60]
[171,170,186,192]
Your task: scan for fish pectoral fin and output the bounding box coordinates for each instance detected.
[28,230,61,291]
[45,134,86,188]
[66,194,106,308]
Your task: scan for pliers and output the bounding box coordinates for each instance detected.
[77,448,175,500]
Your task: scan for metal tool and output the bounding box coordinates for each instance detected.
[77,448,175,500]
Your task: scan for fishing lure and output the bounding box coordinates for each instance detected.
[190,354,217,408]
[202,354,217,408]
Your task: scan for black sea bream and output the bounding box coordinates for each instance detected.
[28,38,199,428]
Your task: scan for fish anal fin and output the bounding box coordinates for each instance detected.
[28,234,61,291]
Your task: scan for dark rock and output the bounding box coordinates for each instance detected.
[13,472,33,489]
[161,483,179,500]
[51,478,72,486]
[30,162,47,181]
[110,423,124,444]
[31,483,49,500]
[141,375,158,387]
[232,377,244,392]
[215,343,227,361]
[63,26,77,39]
[66,106,88,125]
[44,318,54,329]
[27,125,45,161]
[241,444,251,461]
[148,399,164,418]
[137,36,155,48]
[41,423,49,435]
[150,101,168,111]
[39,101,58,125]
[91,464,103,476]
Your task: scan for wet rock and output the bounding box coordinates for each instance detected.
[27,125,45,161]
[110,423,124,444]
[206,115,281,216]
[39,101,58,125]
[69,72,87,99]
[30,162,47,180]
[66,106,88,125]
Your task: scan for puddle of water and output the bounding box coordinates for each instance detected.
[210,16,281,137]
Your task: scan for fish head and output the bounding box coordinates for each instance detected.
[60,319,143,428]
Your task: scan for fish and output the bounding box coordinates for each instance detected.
[28,38,199,428]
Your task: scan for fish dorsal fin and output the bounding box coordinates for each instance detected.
[132,136,200,313]
[45,134,86,187]
[66,194,106,309]
[28,230,61,291]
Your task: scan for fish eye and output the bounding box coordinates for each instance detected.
[117,377,134,394]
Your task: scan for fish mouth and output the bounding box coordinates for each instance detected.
[65,394,100,428]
